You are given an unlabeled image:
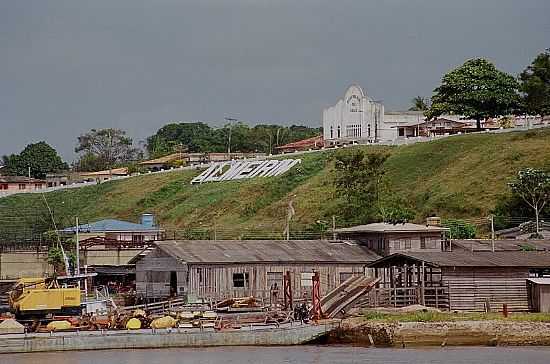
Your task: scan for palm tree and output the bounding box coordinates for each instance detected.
[409,96,430,111]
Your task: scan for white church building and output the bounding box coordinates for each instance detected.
[322,84,430,145]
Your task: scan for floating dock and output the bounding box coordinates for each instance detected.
[0,322,337,354]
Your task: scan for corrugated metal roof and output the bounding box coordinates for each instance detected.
[0,176,46,183]
[336,222,448,234]
[452,239,550,252]
[368,251,550,268]
[155,240,381,264]
[61,219,161,233]
[527,278,550,285]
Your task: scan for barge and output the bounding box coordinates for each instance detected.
[0,322,338,354]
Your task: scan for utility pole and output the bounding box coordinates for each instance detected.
[225,117,237,157]
[490,215,495,253]
[76,216,80,275]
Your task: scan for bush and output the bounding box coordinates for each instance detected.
[443,219,477,239]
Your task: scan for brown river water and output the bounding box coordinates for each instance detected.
[2,346,550,364]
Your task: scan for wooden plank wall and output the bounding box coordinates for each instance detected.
[135,249,187,298]
[442,267,530,312]
[187,263,369,301]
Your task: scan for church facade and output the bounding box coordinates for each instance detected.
[322,84,384,145]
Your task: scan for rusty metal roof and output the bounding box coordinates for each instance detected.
[154,240,381,264]
[452,239,550,252]
[368,251,550,268]
[336,222,448,234]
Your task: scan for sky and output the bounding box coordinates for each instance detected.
[1,0,549,161]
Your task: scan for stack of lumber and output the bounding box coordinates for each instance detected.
[320,276,380,318]
[216,296,263,312]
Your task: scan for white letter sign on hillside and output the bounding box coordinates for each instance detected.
[191,159,301,184]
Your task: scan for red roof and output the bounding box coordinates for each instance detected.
[275,136,323,150]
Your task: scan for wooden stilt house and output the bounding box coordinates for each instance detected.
[367,251,550,312]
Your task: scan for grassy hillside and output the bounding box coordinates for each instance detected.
[2,128,550,235]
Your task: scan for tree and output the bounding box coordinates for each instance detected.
[425,58,520,130]
[519,50,550,117]
[333,149,389,223]
[442,219,477,239]
[408,96,430,111]
[75,128,138,171]
[2,141,68,179]
[379,203,415,225]
[146,121,321,157]
[509,168,550,237]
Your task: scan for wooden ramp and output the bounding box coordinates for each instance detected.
[320,276,380,318]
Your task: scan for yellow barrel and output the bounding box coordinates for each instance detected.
[46,320,72,331]
[150,316,176,329]
[126,318,142,330]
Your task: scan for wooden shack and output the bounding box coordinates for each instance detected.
[134,240,380,302]
[335,222,448,256]
[367,251,550,312]
[527,278,550,313]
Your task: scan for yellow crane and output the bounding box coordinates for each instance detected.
[8,277,81,318]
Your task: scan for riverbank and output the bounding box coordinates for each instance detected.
[327,314,550,347]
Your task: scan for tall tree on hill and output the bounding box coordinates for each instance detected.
[519,50,550,117]
[75,128,138,171]
[509,168,550,238]
[2,141,68,179]
[408,96,430,111]
[333,149,389,223]
[425,58,521,130]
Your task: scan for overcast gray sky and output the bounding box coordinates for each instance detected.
[1,0,549,161]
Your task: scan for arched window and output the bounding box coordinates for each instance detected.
[337,126,341,138]
[330,126,334,139]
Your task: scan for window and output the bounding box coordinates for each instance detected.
[300,272,314,287]
[330,126,334,139]
[0,184,7,190]
[403,238,412,250]
[368,124,371,137]
[18,184,26,190]
[399,128,405,137]
[232,273,249,288]
[337,126,341,138]
[421,237,439,249]
[132,235,144,243]
[392,240,401,250]
[34,183,43,189]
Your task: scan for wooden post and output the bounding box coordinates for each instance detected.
[283,271,293,310]
[420,261,426,306]
[502,303,508,318]
[311,272,322,321]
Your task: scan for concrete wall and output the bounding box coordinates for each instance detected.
[0,249,141,279]
[0,251,52,279]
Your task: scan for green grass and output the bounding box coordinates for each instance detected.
[361,310,550,323]
[2,128,550,232]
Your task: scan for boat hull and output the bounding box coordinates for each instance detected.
[0,323,337,354]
